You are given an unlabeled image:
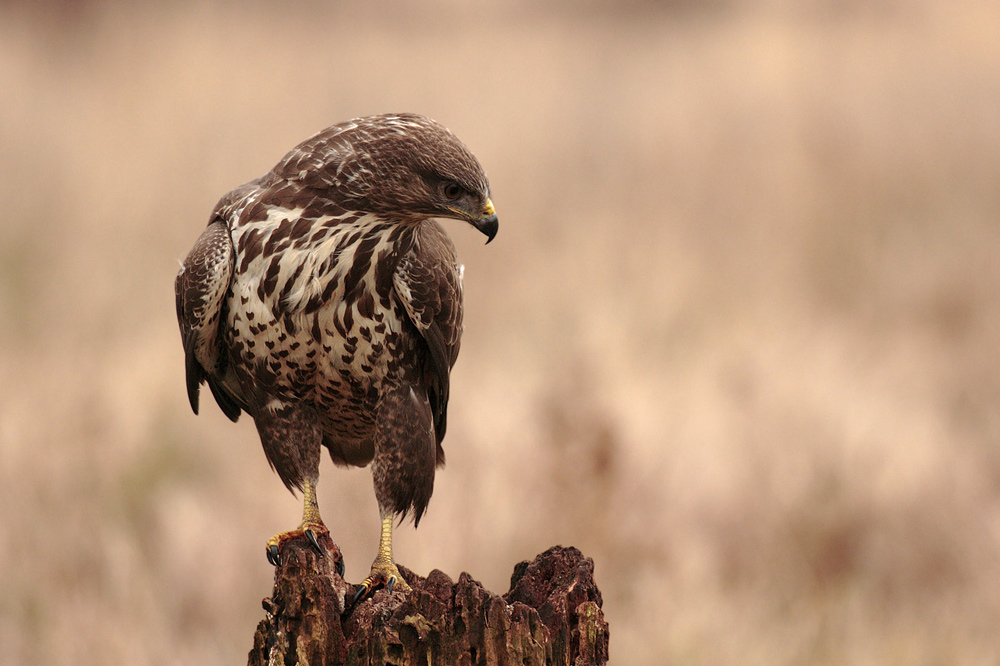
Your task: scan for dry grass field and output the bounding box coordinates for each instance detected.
[2,1,999,664]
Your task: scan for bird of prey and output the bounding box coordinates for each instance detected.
[175,113,497,599]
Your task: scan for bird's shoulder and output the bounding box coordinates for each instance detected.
[175,218,244,419]
[175,220,234,358]
[393,221,464,366]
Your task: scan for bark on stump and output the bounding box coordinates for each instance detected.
[248,542,609,666]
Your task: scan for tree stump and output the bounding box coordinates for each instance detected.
[248,541,609,666]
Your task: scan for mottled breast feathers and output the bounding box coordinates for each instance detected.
[174,202,466,444]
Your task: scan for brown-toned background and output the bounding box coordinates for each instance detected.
[2,1,999,664]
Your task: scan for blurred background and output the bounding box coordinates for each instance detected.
[2,0,999,664]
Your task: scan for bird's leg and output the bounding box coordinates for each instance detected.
[352,511,411,603]
[265,478,343,576]
[297,478,327,552]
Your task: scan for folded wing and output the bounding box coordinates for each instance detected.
[392,221,464,448]
[175,219,243,421]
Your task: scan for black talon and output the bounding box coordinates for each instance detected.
[351,583,369,606]
[335,558,345,578]
[305,528,323,555]
[266,545,280,566]
[386,576,396,594]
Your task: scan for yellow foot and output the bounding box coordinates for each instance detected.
[352,560,411,605]
[265,521,344,577]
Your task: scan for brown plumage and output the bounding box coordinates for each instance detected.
[175,113,497,597]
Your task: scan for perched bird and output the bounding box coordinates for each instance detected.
[175,113,497,599]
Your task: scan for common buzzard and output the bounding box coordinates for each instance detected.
[175,113,497,600]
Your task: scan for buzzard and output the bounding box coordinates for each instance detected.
[175,113,497,600]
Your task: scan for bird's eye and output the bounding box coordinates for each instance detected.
[442,182,463,200]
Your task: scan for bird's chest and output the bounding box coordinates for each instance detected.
[225,212,414,406]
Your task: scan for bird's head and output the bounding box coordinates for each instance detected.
[285,113,498,243]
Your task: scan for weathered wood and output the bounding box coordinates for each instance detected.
[248,540,609,665]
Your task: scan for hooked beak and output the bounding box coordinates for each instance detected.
[471,198,498,244]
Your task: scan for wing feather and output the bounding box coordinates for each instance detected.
[174,219,242,421]
[392,221,464,446]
